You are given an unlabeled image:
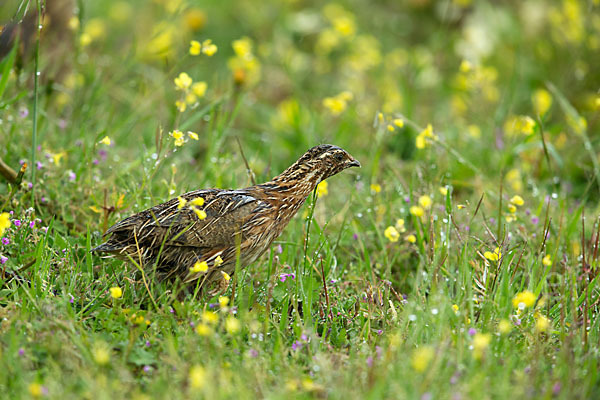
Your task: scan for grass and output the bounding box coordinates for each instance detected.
[1,0,600,398]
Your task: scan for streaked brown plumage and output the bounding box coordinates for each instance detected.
[92,144,360,294]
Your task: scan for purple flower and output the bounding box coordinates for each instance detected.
[291,341,302,351]
[468,328,476,336]
[18,348,25,356]
[279,273,296,282]
[489,217,496,225]
[0,255,7,264]
[531,216,539,225]
[93,159,100,165]
[366,356,373,367]
[421,392,432,400]
[143,365,152,373]
[2,238,9,245]
[68,171,76,182]
[41,227,48,233]
[377,329,383,335]
[19,108,29,118]
[514,318,521,326]
[301,333,308,342]
[98,149,108,161]
[27,182,33,189]
[552,382,561,395]
[13,220,21,227]
[41,197,47,203]
[145,340,151,347]
[189,321,195,328]
[276,244,283,254]
[58,119,67,129]
[29,220,35,228]
[404,196,410,203]
[36,161,43,170]
[352,233,358,240]
[248,348,258,358]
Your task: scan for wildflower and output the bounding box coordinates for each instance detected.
[510,195,524,206]
[467,124,481,138]
[418,195,432,209]
[221,271,231,281]
[2,237,9,245]
[393,118,404,128]
[175,100,187,112]
[459,60,472,73]
[439,186,448,196]
[109,286,122,299]
[498,319,512,334]
[512,290,536,309]
[472,333,491,359]
[532,89,552,116]
[188,131,199,141]
[177,197,188,209]
[189,40,201,55]
[189,365,206,389]
[542,254,552,267]
[190,197,205,206]
[68,171,76,182]
[535,315,550,332]
[504,115,536,136]
[170,130,185,146]
[195,323,212,336]
[184,8,206,31]
[214,256,223,267]
[405,234,416,243]
[192,82,207,97]
[174,72,193,91]
[0,213,11,237]
[13,219,21,227]
[1,255,8,264]
[316,181,328,197]
[387,124,395,132]
[415,123,437,149]
[99,136,112,146]
[322,91,353,116]
[191,207,207,220]
[225,316,240,334]
[191,261,208,273]
[201,39,217,56]
[452,304,459,314]
[395,218,406,232]
[484,247,502,262]
[370,183,381,194]
[202,311,219,324]
[507,204,517,213]
[92,343,110,365]
[384,226,400,242]
[411,346,434,373]
[219,296,229,307]
[410,206,424,217]
[28,383,45,398]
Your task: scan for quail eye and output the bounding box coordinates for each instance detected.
[334,153,344,162]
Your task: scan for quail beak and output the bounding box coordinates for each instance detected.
[346,157,361,168]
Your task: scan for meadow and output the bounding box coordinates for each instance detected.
[1,0,600,398]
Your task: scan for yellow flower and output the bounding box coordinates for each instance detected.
[535,315,550,332]
[225,316,240,334]
[542,254,552,267]
[191,207,207,220]
[467,124,481,138]
[109,287,122,299]
[185,92,197,105]
[28,383,43,398]
[439,186,448,196]
[405,234,417,243]
[175,100,187,113]
[189,40,201,55]
[387,124,395,132]
[384,226,400,242]
[177,197,188,209]
[170,130,185,146]
[395,218,406,232]
[316,181,328,197]
[532,89,552,116]
[99,136,112,146]
[370,183,381,194]
[322,91,353,115]
[418,195,432,209]
[174,72,193,91]
[183,8,206,31]
[221,271,231,281]
[190,197,205,206]
[92,343,110,365]
[195,323,212,336]
[214,256,223,267]
[393,118,404,128]
[484,247,502,262]
[191,261,208,273]
[498,319,512,334]
[415,123,437,150]
[188,131,199,141]
[411,346,434,373]
[68,16,80,30]
[189,365,206,389]
[472,333,491,359]
[452,304,459,314]
[512,290,536,309]
[192,82,207,97]
[201,39,218,56]
[508,204,517,213]
[219,296,230,307]
[410,206,424,217]
[459,59,472,73]
[0,212,11,237]
[504,115,536,136]
[202,311,219,324]
[415,134,426,149]
[510,195,524,206]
